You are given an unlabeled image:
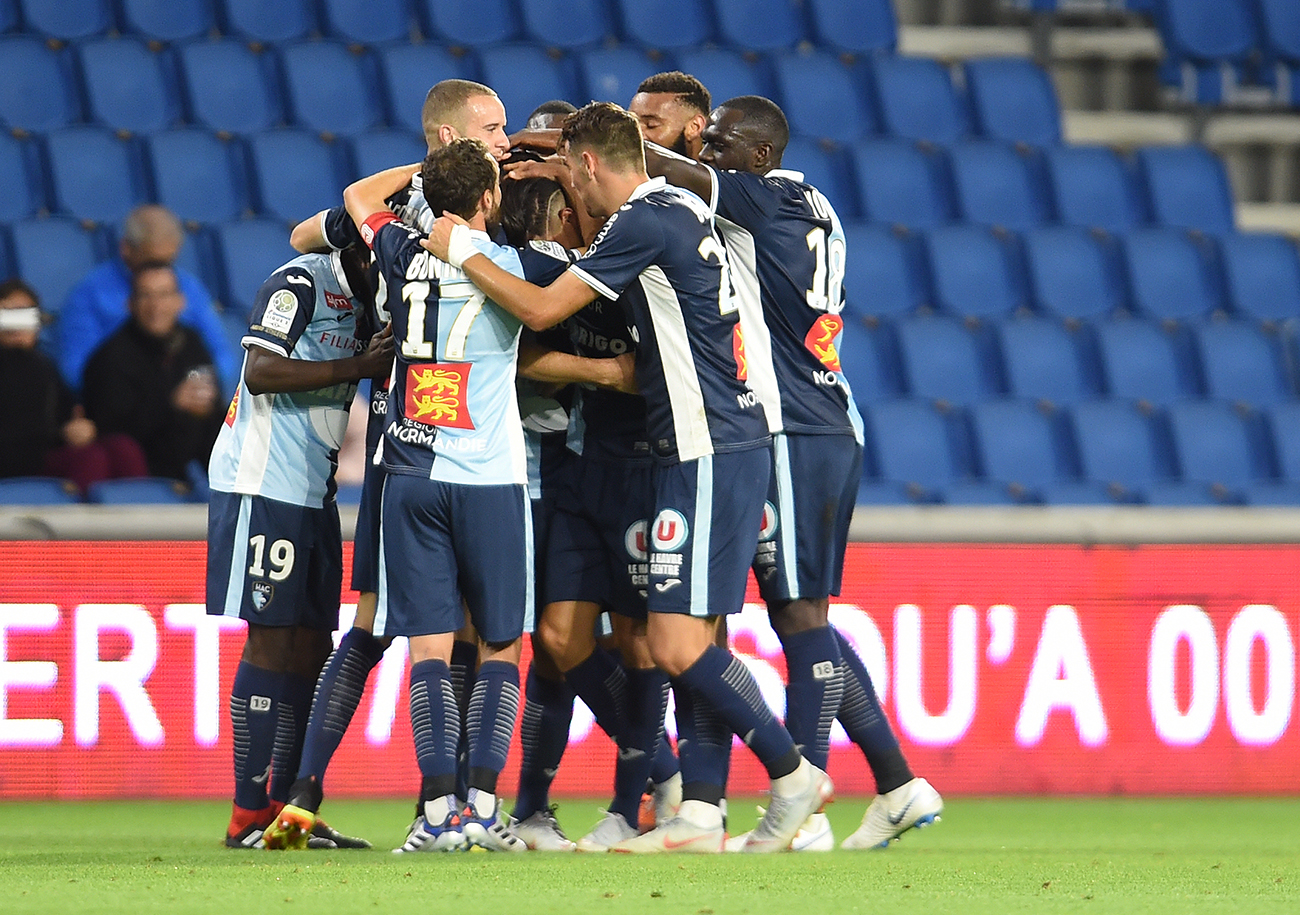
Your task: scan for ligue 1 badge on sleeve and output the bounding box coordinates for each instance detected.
[251,580,274,611]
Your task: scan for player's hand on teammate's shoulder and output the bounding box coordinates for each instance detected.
[420,213,469,263]
[358,323,395,376]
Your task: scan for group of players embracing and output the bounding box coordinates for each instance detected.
[205,69,942,856]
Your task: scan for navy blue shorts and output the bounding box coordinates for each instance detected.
[206,490,342,630]
[373,473,532,643]
[647,447,769,618]
[752,433,862,603]
[349,454,385,593]
[544,455,654,618]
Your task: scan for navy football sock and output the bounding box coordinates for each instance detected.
[834,628,913,793]
[512,664,575,820]
[781,626,845,771]
[409,658,458,802]
[229,661,281,811]
[449,639,477,799]
[269,672,314,804]
[670,679,728,806]
[297,627,386,784]
[609,668,669,825]
[466,660,520,795]
[563,645,630,742]
[650,731,680,785]
[677,645,802,780]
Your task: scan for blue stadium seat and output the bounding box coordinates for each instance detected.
[807,0,897,56]
[351,129,426,178]
[280,41,385,138]
[1122,228,1223,322]
[0,36,81,132]
[1191,320,1293,407]
[1153,0,1256,104]
[19,0,114,41]
[841,223,926,321]
[862,399,967,501]
[119,0,215,42]
[1256,0,1300,105]
[578,47,663,106]
[714,0,807,51]
[247,129,349,224]
[0,133,44,221]
[44,126,148,226]
[924,225,1026,320]
[772,50,875,144]
[855,478,920,505]
[1217,232,1300,323]
[146,129,249,225]
[177,39,283,134]
[782,138,858,221]
[521,0,615,50]
[77,37,178,134]
[852,140,952,230]
[0,477,81,505]
[674,48,767,106]
[476,44,576,133]
[994,316,1098,406]
[0,0,15,32]
[421,0,518,46]
[335,482,364,505]
[1264,402,1300,479]
[836,320,902,402]
[1043,145,1143,236]
[946,140,1048,232]
[222,0,316,43]
[87,478,192,504]
[1093,318,1198,404]
[1068,399,1176,503]
[9,217,104,313]
[212,218,300,318]
[968,399,1075,501]
[962,57,1061,147]
[1022,226,1124,322]
[1165,400,1261,502]
[894,314,1000,405]
[319,0,414,45]
[1135,145,1235,236]
[615,0,712,49]
[866,55,967,146]
[376,43,464,134]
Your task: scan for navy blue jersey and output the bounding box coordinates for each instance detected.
[709,167,858,437]
[563,295,647,462]
[569,178,768,463]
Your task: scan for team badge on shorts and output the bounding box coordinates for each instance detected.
[649,509,689,593]
[625,519,649,561]
[251,581,274,611]
[754,501,780,580]
[759,501,779,541]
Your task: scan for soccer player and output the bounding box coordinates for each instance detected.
[644,95,943,850]
[207,241,394,849]
[628,72,711,160]
[423,102,832,854]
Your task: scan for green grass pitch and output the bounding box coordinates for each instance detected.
[2,797,1297,914]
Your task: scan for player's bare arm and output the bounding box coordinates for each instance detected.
[343,164,422,232]
[518,342,636,394]
[508,126,561,153]
[289,210,331,253]
[643,141,712,202]
[245,325,394,396]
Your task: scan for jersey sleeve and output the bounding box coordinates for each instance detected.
[321,205,362,250]
[569,205,663,300]
[244,266,317,357]
[517,240,576,287]
[710,168,777,232]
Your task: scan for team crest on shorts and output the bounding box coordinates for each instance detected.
[759,501,779,541]
[625,519,649,561]
[251,581,274,611]
[651,509,689,552]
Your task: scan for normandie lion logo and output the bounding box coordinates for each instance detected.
[405,364,474,430]
[804,314,843,372]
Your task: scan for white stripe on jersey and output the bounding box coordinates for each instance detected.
[231,369,277,494]
[773,434,800,592]
[715,214,783,435]
[641,264,713,461]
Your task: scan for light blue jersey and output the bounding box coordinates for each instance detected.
[208,251,363,507]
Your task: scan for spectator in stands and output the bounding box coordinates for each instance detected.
[81,263,223,483]
[55,204,240,395]
[0,278,148,494]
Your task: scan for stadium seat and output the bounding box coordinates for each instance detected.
[86,478,191,505]
[836,320,902,402]
[1043,145,1143,236]
[0,477,81,505]
[335,482,365,505]
[615,0,712,50]
[43,126,148,226]
[177,39,283,134]
[18,0,114,41]
[0,36,81,133]
[247,129,349,224]
[968,399,1075,500]
[319,0,414,45]
[119,0,215,43]
[946,140,1048,232]
[146,129,249,226]
[782,138,859,221]
[0,0,15,32]
[521,0,616,50]
[1153,0,1256,104]
[924,225,1025,320]
[714,0,807,51]
[855,477,920,505]
[377,43,464,134]
[1135,145,1236,236]
[578,47,663,107]
[1122,228,1223,322]
[212,218,301,318]
[852,140,952,230]
[222,0,316,43]
[1255,0,1300,105]
[0,133,44,221]
[281,41,385,138]
[962,57,1062,148]
[772,50,876,144]
[8,217,104,312]
[1264,401,1300,478]
[861,398,967,501]
[841,223,926,321]
[993,316,1098,406]
[77,37,178,134]
[1068,399,1176,502]
[807,0,897,56]
[476,45,576,134]
[1022,226,1124,323]
[866,55,967,146]
[1165,400,1261,502]
[421,0,518,47]
[1191,320,1294,407]
[1093,318,1198,404]
[674,48,768,106]
[351,130,426,179]
[1217,232,1300,324]
[894,314,1000,406]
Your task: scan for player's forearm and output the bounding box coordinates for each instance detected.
[460,254,571,331]
[508,127,561,152]
[244,348,373,395]
[343,165,419,230]
[644,142,712,202]
[518,345,618,389]
[290,211,330,253]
